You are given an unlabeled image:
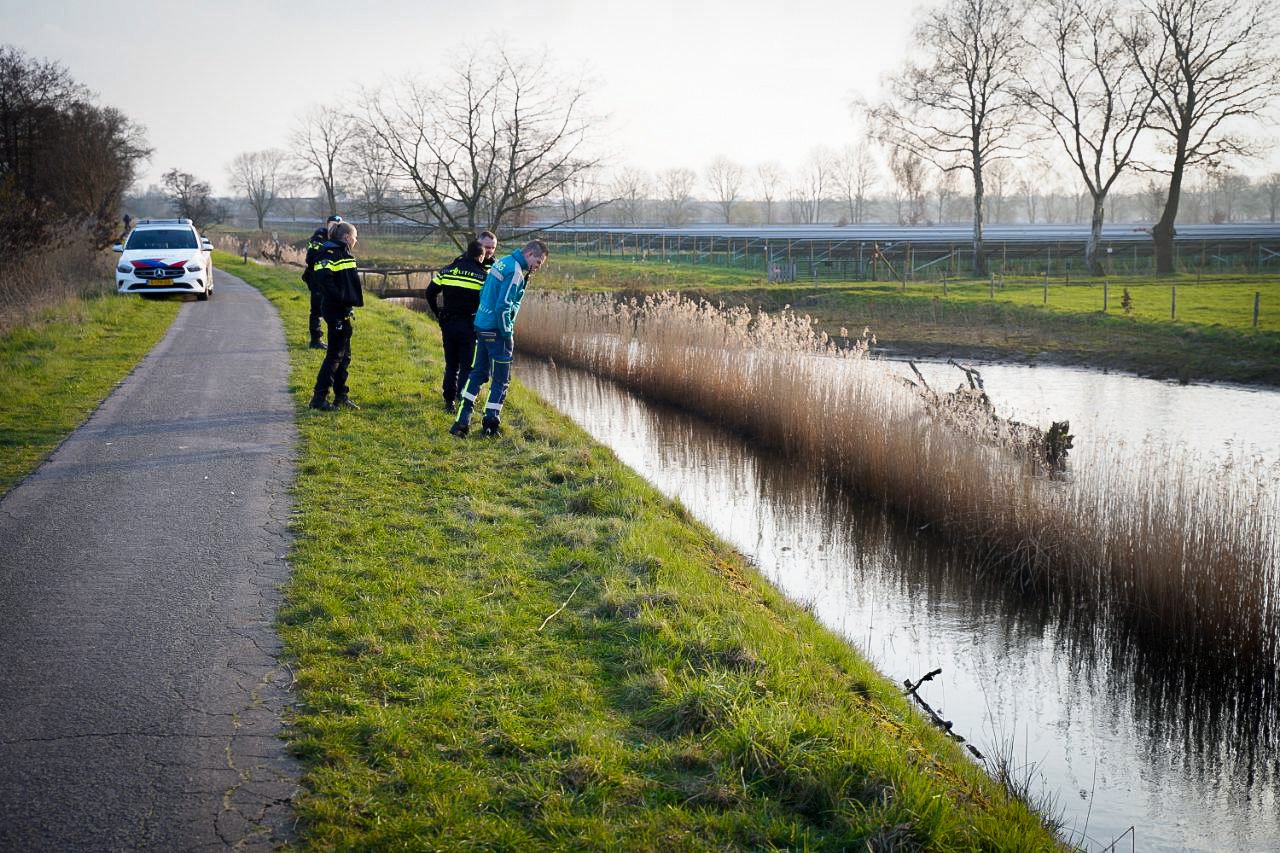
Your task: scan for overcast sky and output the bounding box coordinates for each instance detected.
[5,0,913,193]
[5,0,1276,196]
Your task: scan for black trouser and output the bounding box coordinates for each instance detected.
[439,315,476,403]
[306,282,323,341]
[313,312,353,398]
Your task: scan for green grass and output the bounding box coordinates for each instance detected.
[217,251,1059,849]
[680,283,1280,385]
[289,233,1279,383]
[0,293,181,493]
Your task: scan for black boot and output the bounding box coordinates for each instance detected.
[449,421,469,438]
[333,394,360,410]
[309,392,336,411]
[481,416,501,437]
[309,335,326,350]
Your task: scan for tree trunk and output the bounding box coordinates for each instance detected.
[971,171,987,277]
[325,181,338,217]
[1153,133,1188,276]
[1085,195,1105,276]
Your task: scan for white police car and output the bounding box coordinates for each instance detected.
[114,219,215,300]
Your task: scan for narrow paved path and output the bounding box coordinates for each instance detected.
[0,269,299,849]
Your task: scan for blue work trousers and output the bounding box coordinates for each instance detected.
[456,330,513,425]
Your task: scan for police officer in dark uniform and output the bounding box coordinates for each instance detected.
[425,238,491,410]
[302,214,342,350]
[309,222,364,411]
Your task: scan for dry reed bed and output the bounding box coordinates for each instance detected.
[0,242,115,333]
[518,291,1280,673]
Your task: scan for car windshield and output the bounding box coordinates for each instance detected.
[126,228,198,250]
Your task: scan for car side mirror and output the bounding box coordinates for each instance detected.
[112,243,124,253]
[201,239,213,250]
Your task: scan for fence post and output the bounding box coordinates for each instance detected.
[943,271,948,296]
[1171,285,1177,320]
[990,272,995,299]
[1043,270,1048,305]
[1103,280,1109,313]
[1255,291,1261,329]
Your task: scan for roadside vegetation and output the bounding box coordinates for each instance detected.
[0,45,177,493]
[520,290,1279,683]
[0,293,180,493]
[217,252,1059,849]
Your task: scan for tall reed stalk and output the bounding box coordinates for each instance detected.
[519,291,1279,674]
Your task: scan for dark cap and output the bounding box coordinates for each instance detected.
[326,215,342,223]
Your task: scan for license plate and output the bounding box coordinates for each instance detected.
[147,279,170,286]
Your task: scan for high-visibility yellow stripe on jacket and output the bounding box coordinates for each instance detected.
[315,258,357,273]
[434,268,484,290]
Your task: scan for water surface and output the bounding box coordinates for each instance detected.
[521,358,1280,852]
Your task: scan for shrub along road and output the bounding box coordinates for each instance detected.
[0,270,298,848]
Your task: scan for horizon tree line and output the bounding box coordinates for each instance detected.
[206,1,1276,276]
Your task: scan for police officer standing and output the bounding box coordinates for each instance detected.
[309,222,364,411]
[425,239,490,410]
[302,214,342,350]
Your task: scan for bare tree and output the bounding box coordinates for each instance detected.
[1263,172,1280,222]
[363,50,603,246]
[1208,166,1249,221]
[291,105,354,217]
[1023,0,1158,273]
[340,128,393,226]
[1126,0,1280,272]
[227,149,288,230]
[161,168,222,230]
[984,160,1013,223]
[755,161,784,224]
[888,144,927,224]
[558,165,599,223]
[657,167,697,226]
[787,147,833,224]
[934,167,958,223]
[609,167,649,225]
[1017,171,1041,223]
[705,156,744,223]
[833,143,878,224]
[276,170,309,222]
[1143,176,1167,220]
[871,0,1029,273]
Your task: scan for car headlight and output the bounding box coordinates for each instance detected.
[185,261,203,273]
[117,263,133,273]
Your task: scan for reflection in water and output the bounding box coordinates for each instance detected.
[522,359,1280,852]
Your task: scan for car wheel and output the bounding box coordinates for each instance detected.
[196,289,210,301]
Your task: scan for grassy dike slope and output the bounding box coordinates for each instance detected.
[220,253,1057,849]
[0,294,181,493]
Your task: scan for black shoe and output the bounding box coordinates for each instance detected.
[309,339,327,350]
[309,393,336,411]
[481,417,501,437]
[333,395,360,410]
[443,398,456,413]
[449,421,469,438]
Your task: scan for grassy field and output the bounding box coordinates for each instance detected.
[682,283,1280,385]
[0,293,181,494]
[216,251,1058,849]
[218,228,1279,382]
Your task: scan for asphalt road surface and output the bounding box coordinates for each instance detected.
[0,269,299,849]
